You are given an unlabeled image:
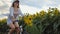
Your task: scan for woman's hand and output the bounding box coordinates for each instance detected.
[11,16,16,21]
[12,18,16,21]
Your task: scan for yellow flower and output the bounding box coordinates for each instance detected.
[24,15,33,26]
[40,10,46,16]
[53,11,59,16]
[36,12,39,16]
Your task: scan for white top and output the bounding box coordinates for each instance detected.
[10,7,24,17]
[8,7,24,20]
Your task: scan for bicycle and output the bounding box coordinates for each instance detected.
[19,25,29,34]
[6,20,29,34]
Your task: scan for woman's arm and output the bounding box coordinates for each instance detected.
[10,7,16,21]
[10,7,14,16]
[18,8,24,17]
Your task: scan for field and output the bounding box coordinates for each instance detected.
[0,8,60,34]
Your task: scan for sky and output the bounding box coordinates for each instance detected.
[0,0,60,19]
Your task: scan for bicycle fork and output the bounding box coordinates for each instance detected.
[20,25,23,34]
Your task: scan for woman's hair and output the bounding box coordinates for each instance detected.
[12,1,19,8]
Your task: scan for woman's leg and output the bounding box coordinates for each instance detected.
[14,22,20,34]
[8,23,15,34]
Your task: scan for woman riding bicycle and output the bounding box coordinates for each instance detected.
[7,1,24,34]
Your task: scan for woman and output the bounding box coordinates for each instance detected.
[7,1,24,34]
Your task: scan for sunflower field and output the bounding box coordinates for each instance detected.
[0,8,60,34]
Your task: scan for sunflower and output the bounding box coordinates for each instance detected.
[24,15,33,26]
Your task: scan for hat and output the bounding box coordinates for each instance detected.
[12,0,19,3]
